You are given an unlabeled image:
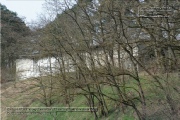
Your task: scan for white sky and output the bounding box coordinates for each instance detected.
[1,0,45,24]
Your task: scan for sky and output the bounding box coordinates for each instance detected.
[1,0,45,25]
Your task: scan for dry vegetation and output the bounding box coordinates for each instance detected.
[1,0,180,120]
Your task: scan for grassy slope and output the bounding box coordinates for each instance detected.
[2,73,180,120]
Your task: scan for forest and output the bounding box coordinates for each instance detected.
[1,0,180,120]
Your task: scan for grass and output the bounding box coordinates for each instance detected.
[2,73,180,120]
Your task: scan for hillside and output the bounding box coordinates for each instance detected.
[1,73,180,120]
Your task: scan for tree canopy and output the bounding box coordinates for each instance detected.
[1,4,30,82]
